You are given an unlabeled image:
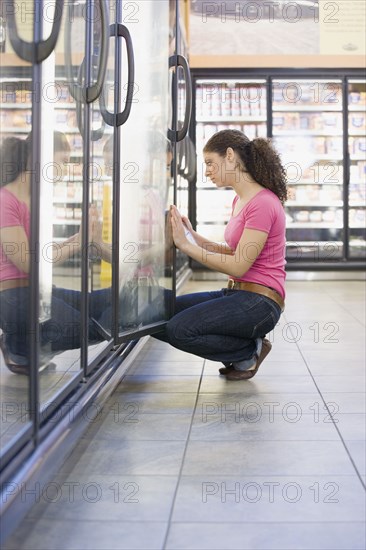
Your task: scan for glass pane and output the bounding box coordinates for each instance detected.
[37,2,88,410]
[0,6,32,452]
[348,80,366,259]
[117,0,173,337]
[272,79,344,262]
[86,3,116,351]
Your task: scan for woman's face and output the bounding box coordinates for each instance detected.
[203,149,237,188]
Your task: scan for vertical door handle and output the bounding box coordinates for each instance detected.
[168,54,192,142]
[6,0,64,62]
[65,0,109,103]
[100,23,135,127]
[75,58,106,140]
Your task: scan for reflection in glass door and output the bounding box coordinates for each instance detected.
[37,1,89,410]
[0,0,33,460]
[87,0,115,363]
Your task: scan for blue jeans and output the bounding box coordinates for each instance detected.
[152,288,281,365]
[0,286,111,358]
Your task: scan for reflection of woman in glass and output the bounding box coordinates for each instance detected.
[0,132,110,375]
[154,129,287,381]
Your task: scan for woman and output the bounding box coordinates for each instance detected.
[154,129,287,380]
[0,132,109,374]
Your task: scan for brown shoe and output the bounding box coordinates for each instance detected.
[218,364,235,375]
[225,338,272,381]
[0,334,51,375]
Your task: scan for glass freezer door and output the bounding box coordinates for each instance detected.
[272,79,344,263]
[0,0,34,465]
[114,0,176,342]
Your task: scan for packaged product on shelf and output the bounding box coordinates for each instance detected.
[221,95,231,116]
[203,124,217,141]
[273,114,285,130]
[349,209,357,223]
[307,185,320,201]
[299,114,310,129]
[321,210,335,222]
[74,208,81,220]
[358,162,366,184]
[53,181,67,199]
[295,187,308,202]
[322,113,341,130]
[349,92,361,105]
[71,135,83,151]
[335,209,343,223]
[319,188,330,203]
[295,210,309,222]
[2,89,16,103]
[325,137,342,155]
[256,123,267,137]
[196,124,204,144]
[242,124,256,140]
[355,137,366,154]
[287,186,296,200]
[11,111,30,127]
[309,210,322,222]
[350,166,359,183]
[67,111,77,127]
[349,114,365,131]
[349,182,361,201]
[55,206,66,219]
[209,91,219,117]
[314,137,326,154]
[285,112,300,130]
[329,186,342,201]
[259,93,267,117]
[56,111,68,125]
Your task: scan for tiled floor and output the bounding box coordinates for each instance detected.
[4,280,366,550]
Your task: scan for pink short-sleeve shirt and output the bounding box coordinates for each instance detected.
[224,189,286,298]
[0,187,30,281]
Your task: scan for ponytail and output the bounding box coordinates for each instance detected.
[203,130,288,205]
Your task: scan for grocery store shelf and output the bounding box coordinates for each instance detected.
[274,130,343,136]
[286,201,344,207]
[0,103,31,109]
[273,105,342,112]
[348,105,366,112]
[53,219,81,225]
[196,115,266,122]
[287,222,343,228]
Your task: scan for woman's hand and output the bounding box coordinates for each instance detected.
[170,205,190,251]
[89,204,103,244]
[181,214,194,235]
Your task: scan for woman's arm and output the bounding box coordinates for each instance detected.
[171,206,268,278]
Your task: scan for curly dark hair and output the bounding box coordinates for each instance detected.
[203,129,288,205]
[1,131,70,186]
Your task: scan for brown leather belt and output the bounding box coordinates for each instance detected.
[0,279,29,292]
[227,279,285,312]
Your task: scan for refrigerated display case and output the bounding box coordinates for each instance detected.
[194,78,267,243]
[348,80,366,259]
[0,1,192,542]
[190,70,365,270]
[272,78,344,262]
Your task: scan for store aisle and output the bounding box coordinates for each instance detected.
[4,281,365,550]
